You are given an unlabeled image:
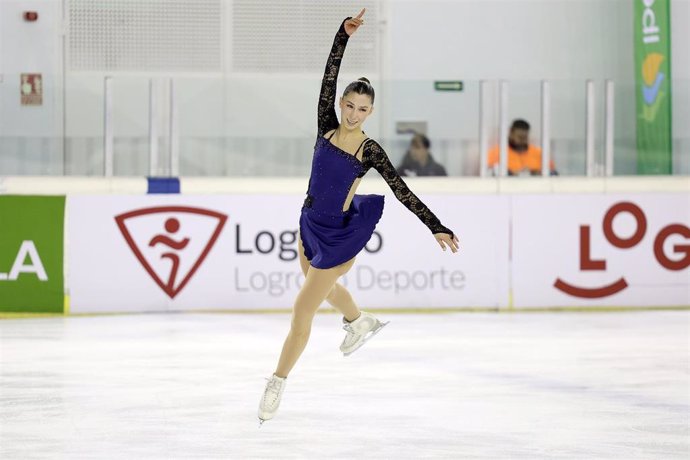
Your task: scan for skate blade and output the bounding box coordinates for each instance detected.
[343,320,390,357]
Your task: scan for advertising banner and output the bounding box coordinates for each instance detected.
[0,196,65,313]
[68,195,509,313]
[634,0,672,173]
[511,194,690,307]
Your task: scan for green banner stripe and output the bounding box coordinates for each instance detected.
[634,0,672,174]
[0,196,65,313]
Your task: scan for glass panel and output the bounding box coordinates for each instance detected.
[111,77,150,176]
[507,80,545,176]
[672,78,690,175]
[550,80,588,176]
[177,76,318,177]
[382,79,478,177]
[64,74,103,175]
[1,75,687,177]
[613,80,637,175]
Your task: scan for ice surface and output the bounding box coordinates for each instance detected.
[1,311,688,459]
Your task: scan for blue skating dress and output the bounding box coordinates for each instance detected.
[299,19,454,269]
[300,134,385,269]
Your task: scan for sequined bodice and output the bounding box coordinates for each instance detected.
[304,18,453,236]
[305,137,362,214]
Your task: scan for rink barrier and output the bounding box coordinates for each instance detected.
[0,176,688,314]
[1,175,690,195]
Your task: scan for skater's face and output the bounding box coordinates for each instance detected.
[339,93,374,131]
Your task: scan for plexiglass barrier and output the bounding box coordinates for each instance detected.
[0,74,688,177]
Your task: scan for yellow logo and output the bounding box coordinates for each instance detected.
[641,53,665,122]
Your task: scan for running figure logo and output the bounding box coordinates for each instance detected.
[115,206,227,299]
[149,217,189,294]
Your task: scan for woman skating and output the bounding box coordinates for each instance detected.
[258,9,459,424]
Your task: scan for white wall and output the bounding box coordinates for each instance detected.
[389,0,633,81]
[0,0,62,136]
[0,0,63,175]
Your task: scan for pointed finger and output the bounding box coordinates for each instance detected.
[355,8,366,19]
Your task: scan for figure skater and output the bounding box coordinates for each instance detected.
[258,9,459,424]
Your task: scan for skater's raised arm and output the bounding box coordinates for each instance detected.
[317,10,366,136]
[363,140,460,252]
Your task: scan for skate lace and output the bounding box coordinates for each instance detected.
[263,377,283,406]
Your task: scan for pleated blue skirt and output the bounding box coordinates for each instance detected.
[299,194,385,269]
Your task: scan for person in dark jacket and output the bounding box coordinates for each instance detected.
[396,133,447,177]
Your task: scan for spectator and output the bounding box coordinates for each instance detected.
[396,133,447,177]
[487,119,557,176]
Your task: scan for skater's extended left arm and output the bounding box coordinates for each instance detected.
[362,139,460,253]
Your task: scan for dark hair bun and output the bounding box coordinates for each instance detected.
[343,78,375,103]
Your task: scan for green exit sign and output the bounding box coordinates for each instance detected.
[434,81,464,91]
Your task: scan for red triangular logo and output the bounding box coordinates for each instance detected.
[115,206,227,299]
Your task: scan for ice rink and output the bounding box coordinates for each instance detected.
[1,310,688,459]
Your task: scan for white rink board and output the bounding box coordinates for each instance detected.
[511,194,690,307]
[68,195,509,312]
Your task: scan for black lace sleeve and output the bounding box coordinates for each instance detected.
[317,19,350,136]
[362,140,454,236]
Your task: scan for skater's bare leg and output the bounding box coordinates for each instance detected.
[298,236,360,322]
[275,257,355,378]
[325,283,360,321]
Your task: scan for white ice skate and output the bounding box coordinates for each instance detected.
[258,374,286,425]
[340,311,389,356]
